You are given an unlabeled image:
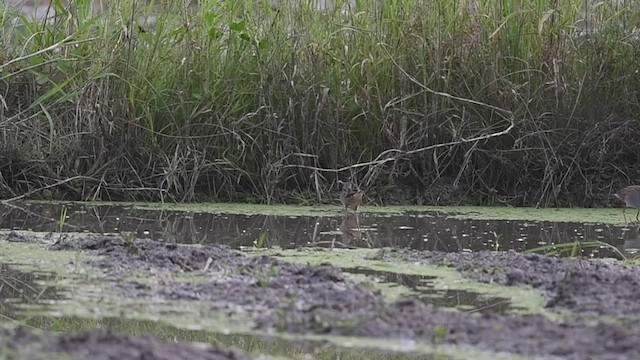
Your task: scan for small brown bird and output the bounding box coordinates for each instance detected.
[614,185,640,222]
[339,180,364,211]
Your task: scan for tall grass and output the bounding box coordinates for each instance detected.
[1,0,640,205]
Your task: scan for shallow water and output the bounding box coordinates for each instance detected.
[0,264,60,327]
[3,202,636,359]
[344,267,513,314]
[0,202,634,258]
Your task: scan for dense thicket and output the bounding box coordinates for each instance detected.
[1,0,639,206]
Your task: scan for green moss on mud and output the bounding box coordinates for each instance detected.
[0,236,537,360]
[0,240,95,277]
[137,203,628,224]
[257,247,550,317]
[2,316,531,360]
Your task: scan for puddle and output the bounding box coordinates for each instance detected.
[3,312,437,360]
[344,267,512,314]
[0,202,633,258]
[45,316,441,360]
[0,263,60,327]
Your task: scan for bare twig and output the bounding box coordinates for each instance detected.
[0,36,95,74]
[285,44,516,183]
[285,117,515,173]
[1,176,90,203]
[379,43,514,116]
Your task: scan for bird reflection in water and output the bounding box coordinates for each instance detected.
[340,213,363,242]
[622,223,640,256]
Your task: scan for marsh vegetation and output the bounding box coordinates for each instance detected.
[1,0,639,206]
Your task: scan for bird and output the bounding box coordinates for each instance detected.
[614,185,640,222]
[338,180,364,212]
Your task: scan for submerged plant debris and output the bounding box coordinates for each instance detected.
[6,232,640,359]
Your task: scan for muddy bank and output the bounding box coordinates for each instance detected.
[383,249,640,318]
[45,233,384,319]
[8,232,640,359]
[0,326,251,360]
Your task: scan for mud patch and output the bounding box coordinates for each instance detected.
[9,233,640,359]
[258,296,640,360]
[48,233,384,327]
[383,249,640,318]
[0,326,251,360]
[351,299,638,359]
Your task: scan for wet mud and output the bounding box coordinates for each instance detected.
[384,249,640,318]
[0,326,251,360]
[7,232,640,359]
[45,233,385,326]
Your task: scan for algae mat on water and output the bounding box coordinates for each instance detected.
[26,200,630,224]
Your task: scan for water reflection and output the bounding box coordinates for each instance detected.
[344,267,513,314]
[0,264,438,359]
[340,213,363,242]
[0,202,632,258]
[0,264,59,327]
[620,224,640,255]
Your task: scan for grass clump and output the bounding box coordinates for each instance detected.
[1,0,640,207]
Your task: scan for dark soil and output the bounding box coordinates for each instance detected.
[46,233,384,318]
[9,232,640,359]
[383,249,640,318]
[0,326,251,360]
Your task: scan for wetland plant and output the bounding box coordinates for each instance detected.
[253,231,268,249]
[58,206,68,234]
[431,325,447,345]
[257,264,277,288]
[527,240,626,260]
[1,0,640,206]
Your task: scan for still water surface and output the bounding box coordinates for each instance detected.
[0,202,636,258]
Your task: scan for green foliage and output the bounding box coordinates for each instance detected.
[432,325,447,344]
[2,0,640,205]
[256,264,277,287]
[254,230,268,249]
[58,206,67,233]
[527,240,627,259]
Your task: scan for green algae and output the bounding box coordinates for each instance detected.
[256,247,551,317]
[0,235,539,360]
[410,205,627,224]
[0,344,75,360]
[0,243,256,336]
[22,200,630,224]
[4,315,532,360]
[0,232,549,321]
[0,238,96,278]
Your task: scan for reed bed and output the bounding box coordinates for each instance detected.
[1,0,639,206]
